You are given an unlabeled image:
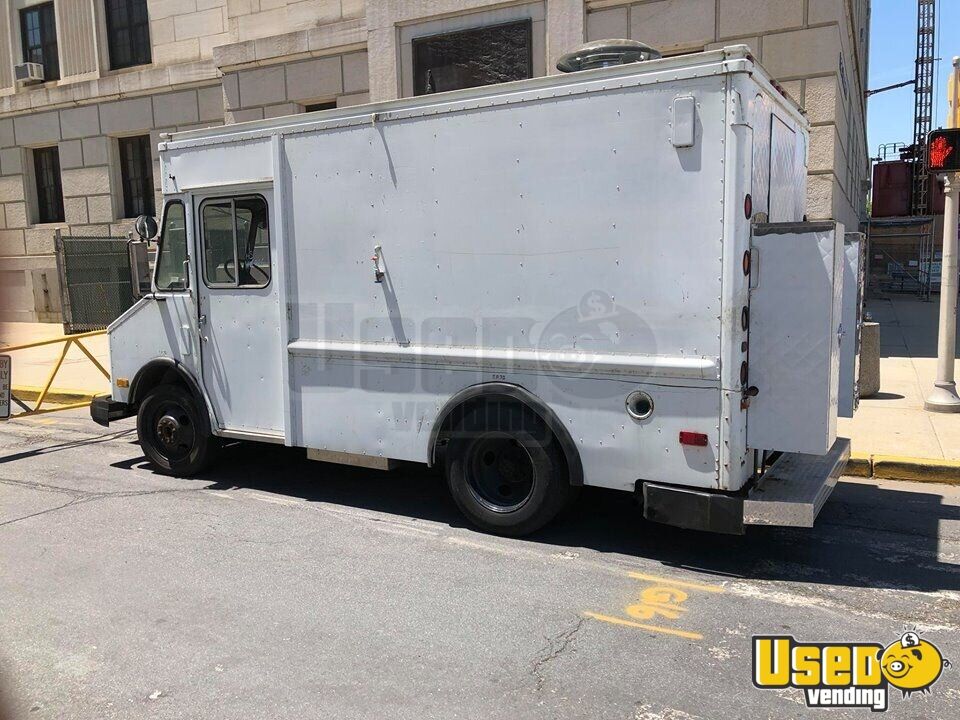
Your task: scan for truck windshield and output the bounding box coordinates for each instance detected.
[155,201,187,290]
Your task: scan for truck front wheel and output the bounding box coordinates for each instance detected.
[443,402,573,536]
[137,383,217,476]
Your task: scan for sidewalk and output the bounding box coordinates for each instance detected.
[839,294,960,480]
[0,322,110,403]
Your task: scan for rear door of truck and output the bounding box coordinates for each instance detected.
[747,221,843,455]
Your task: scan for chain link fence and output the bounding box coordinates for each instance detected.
[54,231,138,335]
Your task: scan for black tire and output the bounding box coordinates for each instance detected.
[137,383,217,476]
[443,401,573,536]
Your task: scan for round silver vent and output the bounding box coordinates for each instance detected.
[556,39,662,73]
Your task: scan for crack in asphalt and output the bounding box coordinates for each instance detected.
[531,617,584,692]
[0,475,216,528]
[0,428,136,465]
[0,496,83,528]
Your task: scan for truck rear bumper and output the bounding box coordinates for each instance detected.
[743,437,850,527]
[90,395,133,427]
[641,437,850,534]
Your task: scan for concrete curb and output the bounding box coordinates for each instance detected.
[11,385,100,406]
[845,453,873,477]
[846,451,960,485]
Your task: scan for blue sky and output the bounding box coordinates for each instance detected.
[867,0,960,158]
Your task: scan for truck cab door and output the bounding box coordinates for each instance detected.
[151,196,201,379]
[194,187,284,438]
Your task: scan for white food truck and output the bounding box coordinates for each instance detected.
[92,42,857,536]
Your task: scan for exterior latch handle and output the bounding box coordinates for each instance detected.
[372,244,385,283]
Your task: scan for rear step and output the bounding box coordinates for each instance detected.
[744,438,851,527]
[641,437,850,534]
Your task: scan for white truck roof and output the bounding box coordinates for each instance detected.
[161,44,804,152]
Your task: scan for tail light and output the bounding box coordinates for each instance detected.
[679,431,708,447]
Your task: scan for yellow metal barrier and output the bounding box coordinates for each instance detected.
[1,329,108,419]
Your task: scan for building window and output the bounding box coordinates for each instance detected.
[412,20,533,96]
[33,146,64,224]
[105,0,151,70]
[304,101,337,112]
[20,2,59,81]
[118,135,155,218]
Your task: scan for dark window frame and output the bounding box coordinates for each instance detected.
[32,146,64,224]
[199,194,272,290]
[105,0,152,70]
[20,2,59,81]
[153,200,188,292]
[412,19,533,97]
[117,134,155,219]
[304,101,337,113]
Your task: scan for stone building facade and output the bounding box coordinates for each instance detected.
[0,0,869,322]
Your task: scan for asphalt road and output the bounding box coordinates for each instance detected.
[1,409,959,719]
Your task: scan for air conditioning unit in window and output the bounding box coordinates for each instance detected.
[14,62,44,84]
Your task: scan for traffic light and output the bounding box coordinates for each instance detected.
[928,129,960,172]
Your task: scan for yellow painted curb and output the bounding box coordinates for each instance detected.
[871,455,960,485]
[843,447,960,485]
[844,453,873,477]
[11,385,100,405]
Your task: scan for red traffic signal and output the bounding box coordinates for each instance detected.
[928,129,960,172]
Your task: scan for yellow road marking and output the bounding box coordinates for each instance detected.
[627,571,724,593]
[582,611,704,640]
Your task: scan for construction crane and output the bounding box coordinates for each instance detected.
[912,0,937,216]
[913,0,937,300]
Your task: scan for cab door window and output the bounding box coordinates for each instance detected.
[201,195,270,288]
[154,201,188,291]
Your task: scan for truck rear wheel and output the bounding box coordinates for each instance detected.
[137,383,217,477]
[443,402,573,536]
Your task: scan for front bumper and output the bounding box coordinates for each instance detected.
[641,437,851,534]
[90,395,134,427]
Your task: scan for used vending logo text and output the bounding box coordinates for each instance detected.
[752,632,949,712]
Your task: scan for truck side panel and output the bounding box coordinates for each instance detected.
[282,75,729,490]
[289,363,721,492]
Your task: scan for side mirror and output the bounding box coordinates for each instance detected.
[135,214,158,240]
[128,239,151,299]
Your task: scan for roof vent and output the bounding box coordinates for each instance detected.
[556,39,661,73]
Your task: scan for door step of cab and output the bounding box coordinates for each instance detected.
[744,437,851,527]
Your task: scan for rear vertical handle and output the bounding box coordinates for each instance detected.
[749,248,759,289]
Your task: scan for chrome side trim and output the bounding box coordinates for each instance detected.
[287,340,720,380]
[216,428,286,444]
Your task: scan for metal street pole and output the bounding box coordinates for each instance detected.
[926,171,960,411]
[926,57,960,412]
